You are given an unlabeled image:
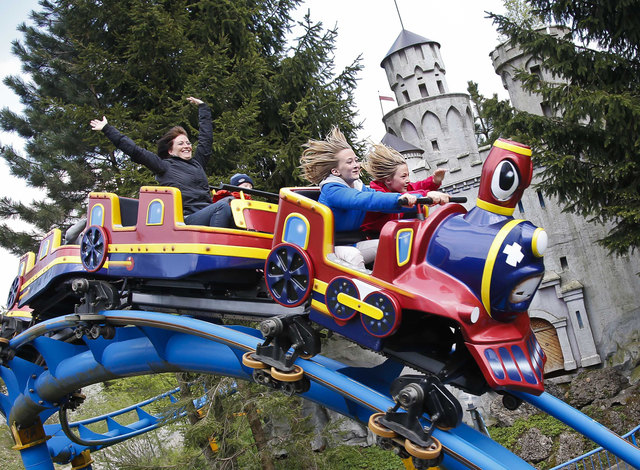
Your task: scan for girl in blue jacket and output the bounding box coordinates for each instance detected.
[299,127,416,271]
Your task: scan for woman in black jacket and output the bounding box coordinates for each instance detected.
[90,97,232,227]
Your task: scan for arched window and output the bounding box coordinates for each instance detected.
[147,199,165,225]
[283,214,310,250]
[421,111,443,147]
[90,204,104,227]
[446,107,464,137]
[400,119,419,146]
[38,239,50,260]
[396,229,413,266]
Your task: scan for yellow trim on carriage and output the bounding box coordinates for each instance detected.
[146,199,165,225]
[481,219,526,316]
[4,310,32,320]
[313,279,328,295]
[108,243,270,259]
[282,213,311,250]
[311,299,331,316]
[396,228,414,267]
[231,198,278,229]
[336,292,383,320]
[280,188,335,259]
[21,256,83,290]
[19,252,36,277]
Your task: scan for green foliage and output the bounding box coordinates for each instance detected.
[483,0,640,255]
[138,374,403,470]
[0,427,24,470]
[181,377,321,469]
[502,0,546,31]
[101,373,180,413]
[1,0,362,255]
[317,445,405,470]
[467,81,515,146]
[0,371,404,469]
[489,413,571,450]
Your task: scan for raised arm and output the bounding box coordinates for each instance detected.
[190,97,213,166]
[90,116,108,131]
[412,168,446,191]
[90,116,168,175]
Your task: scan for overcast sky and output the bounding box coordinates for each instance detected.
[0,0,507,303]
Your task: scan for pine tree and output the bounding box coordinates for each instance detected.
[486,0,640,255]
[466,81,514,147]
[0,0,362,255]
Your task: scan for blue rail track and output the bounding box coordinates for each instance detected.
[1,310,639,469]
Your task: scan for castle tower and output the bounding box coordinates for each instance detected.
[380,29,480,183]
[490,26,570,116]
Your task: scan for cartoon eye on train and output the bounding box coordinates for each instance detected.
[4,138,547,400]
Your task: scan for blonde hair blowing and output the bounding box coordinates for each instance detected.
[362,143,407,181]
[300,127,352,184]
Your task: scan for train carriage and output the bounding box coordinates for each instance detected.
[3,138,548,464]
[7,186,281,319]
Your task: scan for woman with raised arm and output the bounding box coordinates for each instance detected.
[90,97,233,227]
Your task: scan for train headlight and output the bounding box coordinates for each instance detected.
[532,228,547,257]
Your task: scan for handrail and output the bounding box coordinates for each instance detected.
[551,422,640,470]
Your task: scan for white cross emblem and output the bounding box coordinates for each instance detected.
[503,242,524,267]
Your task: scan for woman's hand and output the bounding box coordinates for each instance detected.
[90,116,108,131]
[426,191,450,205]
[432,168,446,186]
[187,97,204,106]
[399,192,418,208]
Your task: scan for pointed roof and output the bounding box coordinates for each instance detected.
[381,133,424,154]
[381,29,440,67]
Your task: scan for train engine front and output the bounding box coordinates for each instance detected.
[427,139,548,394]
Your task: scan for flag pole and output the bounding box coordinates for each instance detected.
[393,0,405,30]
[378,91,385,118]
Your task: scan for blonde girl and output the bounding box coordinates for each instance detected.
[299,128,417,271]
[361,143,449,234]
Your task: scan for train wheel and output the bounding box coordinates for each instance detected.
[360,292,401,338]
[404,437,442,460]
[6,276,22,309]
[270,365,304,382]
[265,243,314,307]
[326,277,359,322]
[80,225,109,273]
[242,352,267,369]
[368,412,397,438]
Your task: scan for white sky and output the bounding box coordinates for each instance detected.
[0,0,507,304]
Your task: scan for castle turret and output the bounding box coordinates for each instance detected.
[380,29,479,183]
[381,30,448,104]
[490,26,570,116]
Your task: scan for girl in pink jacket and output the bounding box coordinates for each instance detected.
[361,143,449,234]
